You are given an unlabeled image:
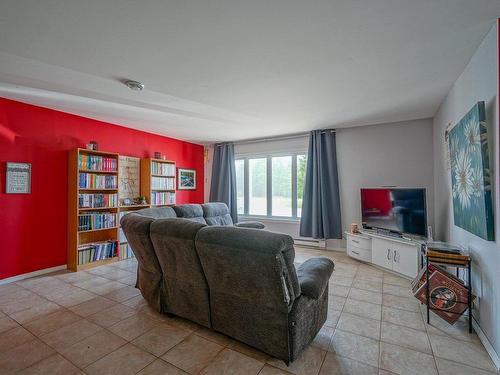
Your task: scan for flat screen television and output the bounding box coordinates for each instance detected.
[360,188,427,237]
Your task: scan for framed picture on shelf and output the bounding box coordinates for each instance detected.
[178,168,196,190]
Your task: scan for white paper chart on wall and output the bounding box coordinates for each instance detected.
[118,156,140,202]
[6,162,31,194]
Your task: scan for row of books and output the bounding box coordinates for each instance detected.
[152,176,175,190]
[79,154,117,172]
[120,243,135,259]
[412,264,474,325]
[79,193,118,208]
[151,161,175,176]
[151,191,176,205]
[79,173,118,189]
[77,240,119,265]
[78,213,117,231]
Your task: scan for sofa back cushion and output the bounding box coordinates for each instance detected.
[173,204,207,224]
[120,213,163,311]
[135,206,176,219]
[195,226,300,359]
[202,202,234,226]
[149,218,211,327]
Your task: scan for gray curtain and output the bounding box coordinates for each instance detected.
[209,143,238,222]
[299,130,342,239]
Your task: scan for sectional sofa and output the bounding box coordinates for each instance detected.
[121,203,334,364]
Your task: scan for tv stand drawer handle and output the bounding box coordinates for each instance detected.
[387,249,391,260]
[352,239,360,244]
[352,250,360,255]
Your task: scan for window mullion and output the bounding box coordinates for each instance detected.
[267,156,272,217]
[292,154,297,218]
[244,158,249,216]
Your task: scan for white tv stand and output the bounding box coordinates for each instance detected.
[345,230,424,278]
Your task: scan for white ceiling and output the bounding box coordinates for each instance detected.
[0,1,499,144]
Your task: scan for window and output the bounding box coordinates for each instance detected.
[235,159,245,215]
[297,154,307,217]
[249,158,267,215]
[236,153,307,218]
[272,156,292,217]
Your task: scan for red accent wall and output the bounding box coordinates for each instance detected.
[0,98,204,280]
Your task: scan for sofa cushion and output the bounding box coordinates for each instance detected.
[173,204,207,224]
[195,226,301,360]
[202,202,234,226]
[135,206,176,219]
[120,213,163,312]
[296,257,334,299]
[235,221,266,229]
[149,218,211,327]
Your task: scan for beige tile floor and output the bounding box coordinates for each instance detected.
[0,246,497,375]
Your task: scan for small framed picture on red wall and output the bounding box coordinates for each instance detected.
[178,168,196,190]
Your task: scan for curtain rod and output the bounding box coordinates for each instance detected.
[217,129,335,146]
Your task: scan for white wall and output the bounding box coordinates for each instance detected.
[336,118,435,242]
[433,22,500,361]
[234,136,308,156]
[204,119,435,247]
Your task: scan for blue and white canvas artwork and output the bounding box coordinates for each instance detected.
[448,101,494,241]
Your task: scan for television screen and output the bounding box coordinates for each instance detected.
[360,188,427,236]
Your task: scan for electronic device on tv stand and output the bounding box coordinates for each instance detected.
[360,187,427,238]
[374,228,403,238]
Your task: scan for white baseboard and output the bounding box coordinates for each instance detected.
[294,239,326,248]
[326,247,347,253]
[472,319,500,371]
[0,265,67,285]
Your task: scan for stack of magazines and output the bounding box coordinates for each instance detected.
[412,264,475,324]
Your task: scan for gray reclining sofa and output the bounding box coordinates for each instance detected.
[121,202,334,364]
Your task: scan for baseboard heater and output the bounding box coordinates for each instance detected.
[293,238,326,248]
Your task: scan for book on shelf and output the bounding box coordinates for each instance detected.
[118,211,130,242]
[79,173,118,189]
[77,240,118,265]
[120,242,135,259]
[151,191,176,205]
[78,212,117,231]
[151,161,175,176]
[79,154,117,172]
[78,193,118,208]
[151,176,175,190]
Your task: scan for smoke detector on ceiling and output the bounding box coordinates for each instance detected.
[123,79,145,91]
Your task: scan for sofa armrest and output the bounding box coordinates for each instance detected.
[297,257,334,299]
[234,221,265,229]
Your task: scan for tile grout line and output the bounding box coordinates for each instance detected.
[378,282,384,371]
[2,253,495,374]
[2,271,143,373]
[323,273,384,372]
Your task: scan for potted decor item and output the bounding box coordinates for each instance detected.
[135,196,147,205]
[86,141,98,151]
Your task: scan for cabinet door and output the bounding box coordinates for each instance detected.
[392,243,418,278]
[371,238,393,270]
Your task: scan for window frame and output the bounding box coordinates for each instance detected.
[236,151,307,220]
